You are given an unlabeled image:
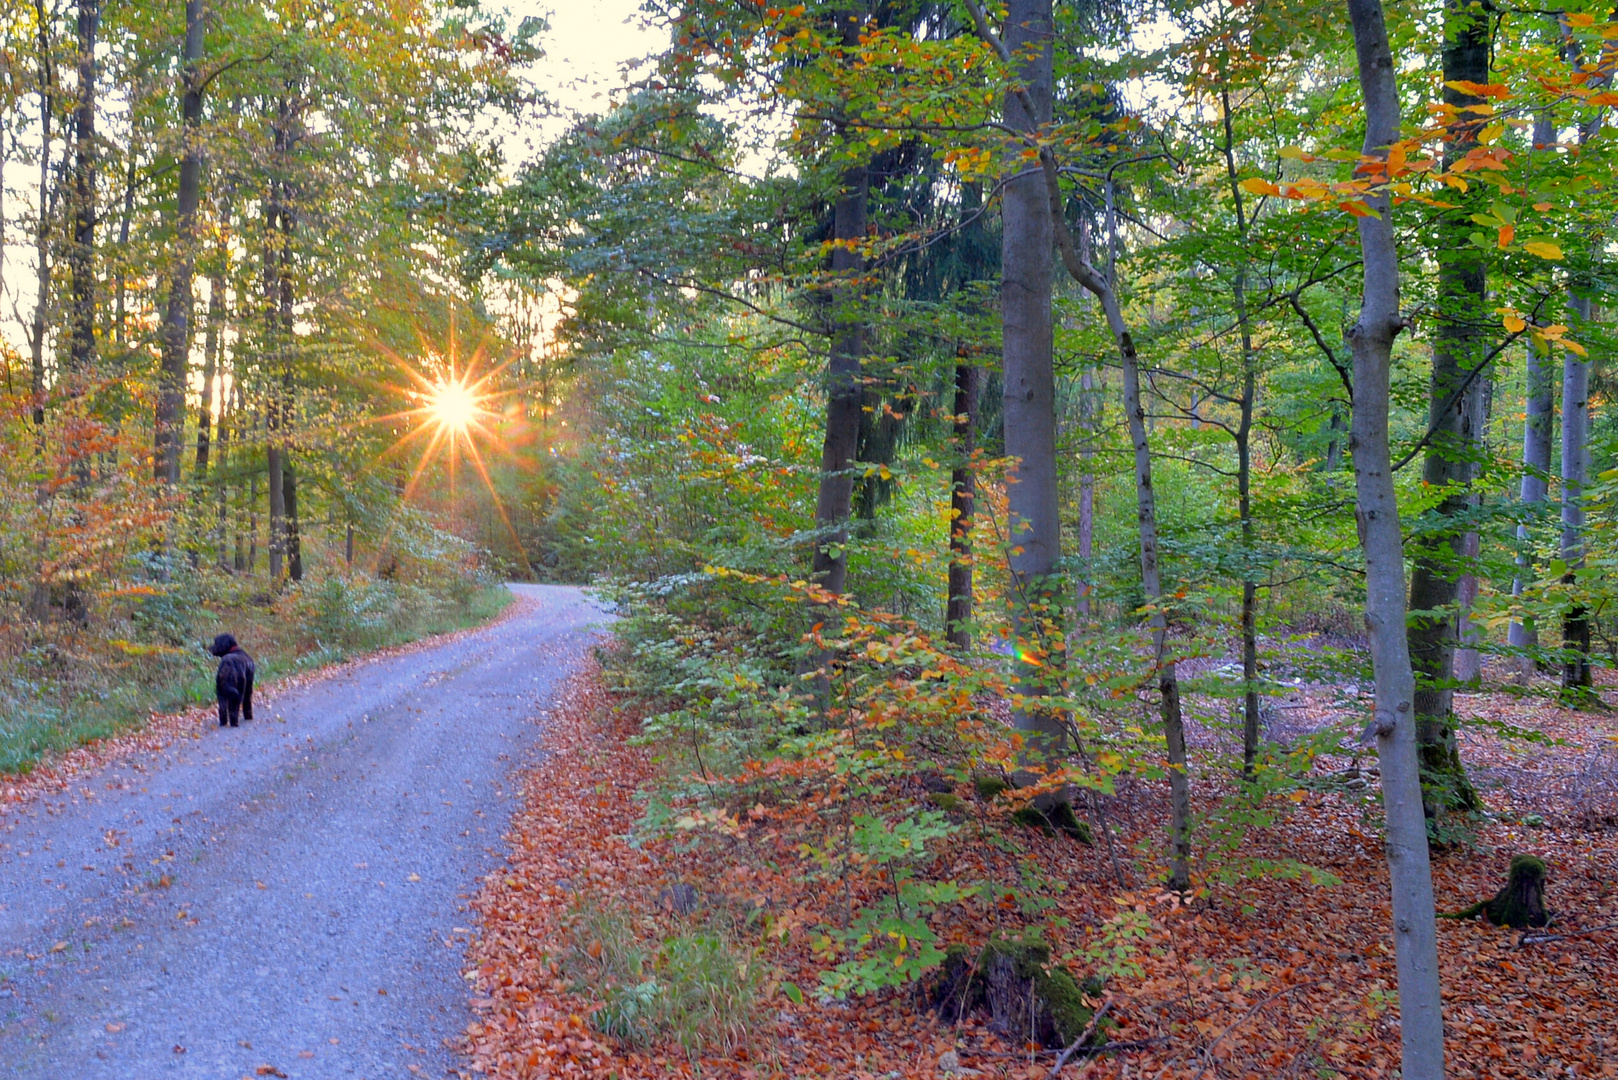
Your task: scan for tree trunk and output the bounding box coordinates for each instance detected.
[1075,369,1095,618]
[1509,186,1555,678]
[998,0,1067,769]
[112,151,136,345]
[808,160,868,599]
[945,357,979,648]
[67,0,99,381]
[1453,375,1491,684]
[1344,1,1448,1073]
[969,0,1186,883]
[196,271,224,477]
[215,365,232,568]
[154,0,207,486]
[1561,294,1593,700]
[284,463,303,583]
[1220,85,1262,777]
[1404,0,1488,815]
[28,1,52,425]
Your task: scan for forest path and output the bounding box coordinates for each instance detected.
[0,583,605,1079]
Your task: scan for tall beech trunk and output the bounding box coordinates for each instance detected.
[969,0,1186,882]
[1509,110,1559,678]
[945,357,979,648]
[67,0,99,380]
[1561,294,1593,699]
[214,361,232,567]
[808,161,869,599]
[154,0,207,485]
[1405,0,1487,815]
[1345,0,1447,1073]
[997,0,1068,773]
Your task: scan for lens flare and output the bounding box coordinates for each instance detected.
[428,377,480,435]
[362,328,530,568]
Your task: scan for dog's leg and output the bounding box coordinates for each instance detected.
[241,669,254,722]
[219,694,230,727]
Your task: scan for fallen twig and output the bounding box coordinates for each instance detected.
[1047,1000,1114,1077]
[1517,921,1618,948]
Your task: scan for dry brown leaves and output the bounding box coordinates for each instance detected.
[469,664,1618,1080]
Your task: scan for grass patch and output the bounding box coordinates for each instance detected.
[563,894,762,1055]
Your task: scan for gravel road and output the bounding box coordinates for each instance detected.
[0,584,604,1079]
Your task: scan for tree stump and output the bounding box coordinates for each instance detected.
[925,933,1100,1049]
[1444,854,1549,928]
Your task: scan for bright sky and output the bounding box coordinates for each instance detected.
[500,0,670,163]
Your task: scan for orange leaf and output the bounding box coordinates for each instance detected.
[1497,223,1515,248]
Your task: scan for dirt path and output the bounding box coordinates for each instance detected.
[0,584,604,1080]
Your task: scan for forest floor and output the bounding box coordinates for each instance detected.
[465,663,1618,1080]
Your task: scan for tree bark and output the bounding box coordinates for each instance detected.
[1220,83,1262,778]
[968,0,1186,883]
[946,357,979,648]
[67,0,99,381]
[155,0,207,485]
[28,0,53,425]
[1404,0,1488,814]
[1561,294,1593,699]
[1508,133,1555,678]
[1344,0,1448,1073]
[1075,369,1095,618]
[808,160,868,599]
[998,0,1067,769]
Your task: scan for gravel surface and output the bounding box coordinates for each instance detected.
[0,583,605,1079]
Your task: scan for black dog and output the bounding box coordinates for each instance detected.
[208,633,255,728]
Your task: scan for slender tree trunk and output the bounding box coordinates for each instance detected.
[1344,1,1447,1073]
[1561,294,1593,699]
[997,0,1068,775]
[1509,109,1555,679]
[67,0,99,381]
[809,160,868,599]
[196,273,223,477]
[1076,369,1095,618]
[1404,0,1488,815]
[946,357,979,648]
[29,3,52,425]
[154,0,207,486]
[112,151,135,345]
[1453,376,1491,684]
[1220,85,1263,777]
[214,361,231,568]
[276,148,303,584]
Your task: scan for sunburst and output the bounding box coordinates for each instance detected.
[366,328,529,565]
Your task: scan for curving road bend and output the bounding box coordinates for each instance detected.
[0,584,604,1079]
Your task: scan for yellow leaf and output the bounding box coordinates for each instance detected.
[1239,177,1280,196]
[1277,145,1307,159]
[1503,314,1527,333]
[1563,339,1588,357]
[1567,12,1596,28]
[1479,123,1505,144]
[1523,240,1564,259]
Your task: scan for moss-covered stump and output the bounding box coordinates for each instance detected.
[925,934,1103,1049]
[1443,854,1549,929]
[1010,800,1094,844]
